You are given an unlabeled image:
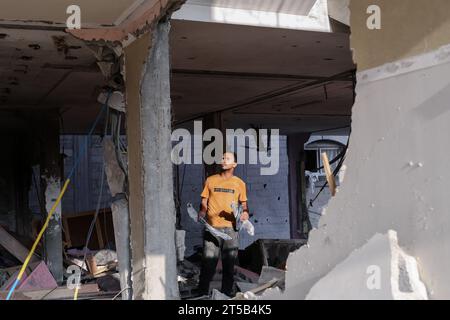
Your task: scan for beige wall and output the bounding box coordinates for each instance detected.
[124,33,151,299]
[350,0,450,70]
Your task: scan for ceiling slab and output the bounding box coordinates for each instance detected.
[170,20,355,134]
[0,0,138,26]
[0,18,354,135]
[170,20,353,77]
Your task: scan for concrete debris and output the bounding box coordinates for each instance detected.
[94,249,118,266]
[233,279,281,300]
[260,286,283,299]
[305,230,428,300]
[177,259,201,299]
[236,281,259,293]
[176,230,186,262]
[211,289,230,300]
[65,257,88,271]
[258,266,286,290]
[178,259,200,279]
[241,291,259,300]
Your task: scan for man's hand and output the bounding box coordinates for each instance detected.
[199,197,208,221]
[240,202,250,221]
[240,210,249,221]
[198,210,206,221]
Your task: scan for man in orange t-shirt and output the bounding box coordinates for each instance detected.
[197,152,249,297]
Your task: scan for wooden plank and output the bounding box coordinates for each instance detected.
[95,218,105,249]
[62,217,72,248]
[0,225,38,263]
[0,283,100,300]
[86,254,98,275]
[321,152,337,197]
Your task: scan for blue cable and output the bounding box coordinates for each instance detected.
[67,91,112,180]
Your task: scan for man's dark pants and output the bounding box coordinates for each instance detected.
[198,227,239,296]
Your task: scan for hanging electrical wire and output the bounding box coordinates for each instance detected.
[74,94,112,300]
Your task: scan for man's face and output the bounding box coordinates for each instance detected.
[221,152,237,170]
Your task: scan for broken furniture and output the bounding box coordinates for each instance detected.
[63,209,115,250]
[0,225,39,264]
[239,239,306,274]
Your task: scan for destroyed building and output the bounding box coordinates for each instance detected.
[0,0,449,300]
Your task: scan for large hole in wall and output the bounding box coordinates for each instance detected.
[168,17,357,262]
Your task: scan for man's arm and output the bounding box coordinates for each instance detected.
[199,197,208,220]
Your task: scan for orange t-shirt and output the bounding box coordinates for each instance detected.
[201,174,248,228]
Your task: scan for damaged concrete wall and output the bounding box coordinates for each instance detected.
[269,0,450,300]
[327,0,350,26]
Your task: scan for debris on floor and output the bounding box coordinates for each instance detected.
[0,283,104,300]
[304,230,428,300]
[177,249,287,300]
[258,266,286,290]
[178,259,201,299]
[0,225,39,264]
[211,288,230,300]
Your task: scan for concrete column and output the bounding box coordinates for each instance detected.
[103,137,132,300]
[125,19,179,300]
[287,133,311,239]
[39,113,63,283]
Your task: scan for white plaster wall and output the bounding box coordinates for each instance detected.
[274,47,450,300]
